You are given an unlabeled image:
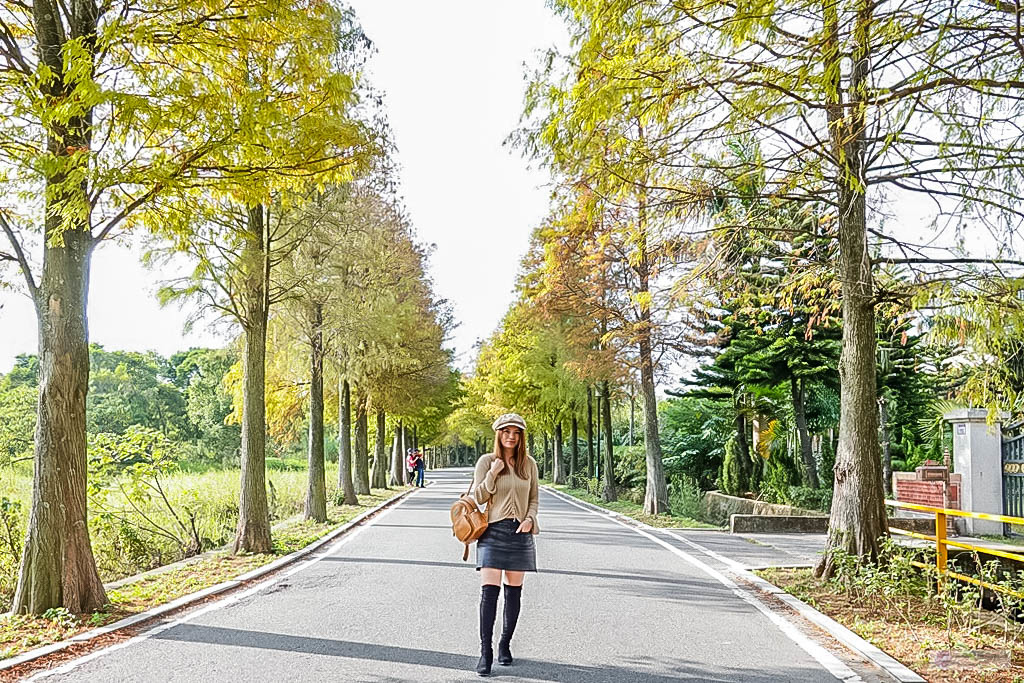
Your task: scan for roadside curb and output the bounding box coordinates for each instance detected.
[542,485,925,683]
[0,485,420,674]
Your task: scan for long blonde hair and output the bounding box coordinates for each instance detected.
[492,428,530,479]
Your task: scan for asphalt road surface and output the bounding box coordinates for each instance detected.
[32,468,888,682]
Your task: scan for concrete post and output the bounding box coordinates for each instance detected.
[943,408,1005,535]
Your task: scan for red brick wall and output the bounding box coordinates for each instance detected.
[894,480,960,509]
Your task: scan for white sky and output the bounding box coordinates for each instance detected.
[0,2,568,374]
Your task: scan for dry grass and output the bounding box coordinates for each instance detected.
[760,567,1024,682]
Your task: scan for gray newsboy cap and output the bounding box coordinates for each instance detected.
[492,413,527,432]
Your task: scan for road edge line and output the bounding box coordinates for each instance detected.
[542,486,922,683]
[540,487,860,681]
[1,485,420,677]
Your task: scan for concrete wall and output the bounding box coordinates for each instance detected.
[703,491,827,526]
[729,515,829,534]
[728,514,937,535]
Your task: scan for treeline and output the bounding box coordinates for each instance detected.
[451,0,1024,578]
[0,1,454,615]
[1,347,239,467]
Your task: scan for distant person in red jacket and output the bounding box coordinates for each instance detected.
[406,449,417,486]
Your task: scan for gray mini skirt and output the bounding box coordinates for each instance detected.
[475,518,537,572]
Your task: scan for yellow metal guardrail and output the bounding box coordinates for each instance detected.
[885,500,1024,600]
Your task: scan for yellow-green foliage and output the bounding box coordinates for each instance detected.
[0,463,32,611]
[0,461,342,613]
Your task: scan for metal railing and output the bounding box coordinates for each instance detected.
[885,500,1024,599]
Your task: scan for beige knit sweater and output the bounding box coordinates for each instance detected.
[471,454,540,534]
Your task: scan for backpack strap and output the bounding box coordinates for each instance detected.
[464,458,486,500]
[463,468,482,563]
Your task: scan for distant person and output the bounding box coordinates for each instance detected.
[469,412,539,676]
[405,450,413,484]
[414,449,426,487]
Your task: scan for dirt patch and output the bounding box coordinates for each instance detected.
[759,567,1024,682]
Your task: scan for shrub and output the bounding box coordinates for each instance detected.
[266,457,305,471]
[759,481,833,512]
[624,487,645,505]
[718,437,747,496]
[0,496,23,611]
[613,445,646,489]
[669,476,704,520]
[659,397,731,489]
[785,486,832,512]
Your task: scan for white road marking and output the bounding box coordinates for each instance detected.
[541,487,865,682]
[27,492,418,681]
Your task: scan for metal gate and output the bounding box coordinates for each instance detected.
[1002,432,1024,520]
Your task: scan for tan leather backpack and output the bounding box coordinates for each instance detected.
[451,476,488,561]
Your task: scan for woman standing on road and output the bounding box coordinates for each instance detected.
[470,412,539,677]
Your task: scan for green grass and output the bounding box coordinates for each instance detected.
[543,482,717,529]
[979,534,1024,548]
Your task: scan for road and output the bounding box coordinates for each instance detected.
[31,468,890,682]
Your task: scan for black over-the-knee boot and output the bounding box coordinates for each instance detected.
[477,584,500,676]
[498,584,522,666]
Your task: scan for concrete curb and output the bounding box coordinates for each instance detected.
[542,485,925,683]
[0,485,421,673]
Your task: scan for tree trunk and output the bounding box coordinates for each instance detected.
[553,422,566,484]
[304,305,327,522]
[570,415,579,482]
[880,396,892,497]
[354,389,370,495]
[639,336,669,514]
[336,378,358,505]
[541,432,549,481]
[595,390,602,480]
[629,387,635,446]
[13,220,106,614]
[792,377,819,489]
[390,419,406,486]
[389,426,400,486]
[235,204,272,554]
[636,186,669,514]
[816,0,888,577]
[601,380,617,502]
[12,7,107,613]
[586,387,595,479]
[371,410,388,488]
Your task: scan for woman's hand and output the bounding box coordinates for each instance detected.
[488,457,505,476]
[516,518,534,534]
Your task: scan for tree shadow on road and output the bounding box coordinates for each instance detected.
[319,557,753,611]
[152,624,828,682]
